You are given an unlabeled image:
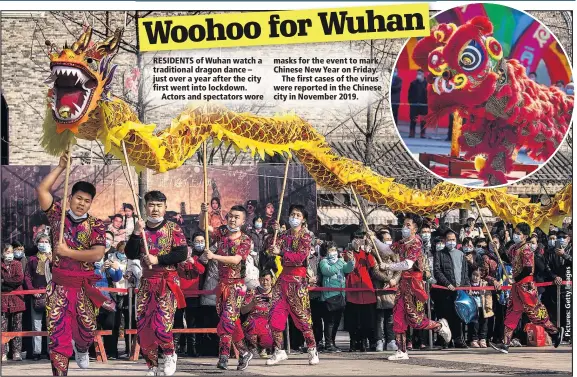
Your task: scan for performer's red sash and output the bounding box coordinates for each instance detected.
[142,269,186,309]
[401,270,428,302]
[52,268,108,308]
[512,275,537,308]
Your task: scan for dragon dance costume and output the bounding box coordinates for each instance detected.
[268,228,316,350]
[44,201,107,376]
[208,227,252,359]
[125,220,188,370]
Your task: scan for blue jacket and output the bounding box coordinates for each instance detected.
[319,258,354,301]
[95,266,123,300]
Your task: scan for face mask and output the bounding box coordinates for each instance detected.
[417,74,424,81]
[384,241,393,245]
[548,240,556,247]
[559,238,567,246]
[421,233,431,242]
[513,234,522,244]
[327,252,338,263]
[106,240,112,250]
[436,243,445,251]
[289,217,302,229]
[14,251,24,259]
[3,253,14,262]
[530,244,538,252]
[116,252,126,261]
[68,209,88,221]
[226,225,240,233]
[393,71,398,77]
[194,242,205,251]
[147,216,164,224]
[476,247,485,254]
[446,241,456,250]
[254,222,263,230]
[38,243,51,253]
[402,227,411,239]
[463,247,472,253]
[567,89,574,95]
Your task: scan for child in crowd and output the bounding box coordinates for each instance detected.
[468,267,493,348]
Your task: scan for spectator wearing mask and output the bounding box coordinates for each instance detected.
[1,244,25,361]
[344,231,377,352]
[91,253,123,360]
[307,238,324,351]
[107,241,130,359]
[24,233,53,360]
[121,204,137,239]
[460,217,482,242]
[565,82,574,95]
[542,230,571,333]
[175,234,206,357]
[408,69,428,138]
[555,80,565,91]
[434,230,470,348]
[463,237,483,279]
[11,242,26,274]
[249,216,267,271]
[319,242,353,353]
[528,71,537,82]
[370,232,400,352]
[391,67,402,124]
[199,241,220,357]
[467,267,493,348]
[107,214,126,248]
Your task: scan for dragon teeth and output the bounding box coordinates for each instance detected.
[73,103,82,114]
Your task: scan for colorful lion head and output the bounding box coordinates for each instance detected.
[412,16,503,111]
[45,27,123,134]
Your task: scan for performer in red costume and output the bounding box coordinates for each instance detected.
[371,215,451,360]
[125,190,188,377]
[241,270,274,355]
[490,222,563,354]
[36,152,108,376]
[266,204,319,366]
[199,203,254,371]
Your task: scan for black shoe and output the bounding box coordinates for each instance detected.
[237,351,253,371]
[324,344,337,353]
[489,342,509,354]
[348,340,356,352]
[333,343,341,353]
[552,327,565,348]
[454,342,468,349]
[359,340,366,352]
[217,355,228,370]
[33,354,41,361]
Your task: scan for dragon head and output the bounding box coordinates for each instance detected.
[46,27,122,134]
[412,16,503,110]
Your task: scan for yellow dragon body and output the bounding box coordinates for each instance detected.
[41,27,571,229]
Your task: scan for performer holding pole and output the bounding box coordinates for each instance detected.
[368,215,452,360]
[489,222,564,354]
[37,150,110,376]
[125,190,188,376]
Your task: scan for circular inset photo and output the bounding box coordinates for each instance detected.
[391,4,573,187]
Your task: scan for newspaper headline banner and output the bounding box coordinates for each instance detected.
[138,4,430,51]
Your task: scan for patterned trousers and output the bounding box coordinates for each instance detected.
[269,275,316,350]
[216,281,248,358]
[503,281,558,345]
[46,282,98,376]
[1,311,23,357]
[392,280,440,352]
[136,278,178,368]
[242,316,273,350]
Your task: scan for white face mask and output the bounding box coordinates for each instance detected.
[147,216,164,224]
[402,227,411,239]
[530,244,538,252]
[436,243,445,251]
[38,243,51,253]
[384,240,393,245]
[421,233,431,242]
[513,234,522,244]
[446,241,456,250]
[3,253,14,262]
[68,209,88,221]
[289,217,302,229]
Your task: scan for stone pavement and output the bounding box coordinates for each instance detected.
[1,346,572,376]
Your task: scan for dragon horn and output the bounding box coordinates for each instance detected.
[72,26,93,54]
[95,28,123,57]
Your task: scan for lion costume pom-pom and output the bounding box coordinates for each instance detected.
[412,16,573,186]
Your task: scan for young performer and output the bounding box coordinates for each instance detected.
[370,215,451,360]
[266,204,319,366]
[199,203,254,371]
[125,191,188,376]
[36,153,108,376]
[241,270,274,356]
[490,222,564,354]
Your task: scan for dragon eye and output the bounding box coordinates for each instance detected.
[459,40,485,72]
[85,57,99,71]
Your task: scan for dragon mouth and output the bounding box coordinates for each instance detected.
[46,65,97,123]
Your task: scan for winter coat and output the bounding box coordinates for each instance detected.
[199,253,219,306]
[307,252,322,300]
[345,248,376,304]
[319,257,354,301]
[371,250,401,310]
[1,260,25,313]
[434,248,470,288]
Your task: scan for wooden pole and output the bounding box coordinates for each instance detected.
[350,185,383,264]
[58,143,73,244]
[473,200,510,281]
[203,140,209,251]
[272,157,291,246]
[121,140,151,269]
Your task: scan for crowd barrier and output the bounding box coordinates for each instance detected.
[1,281,572,362]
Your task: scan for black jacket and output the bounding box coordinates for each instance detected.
[434,248,470,288]
[408,79,427,105]
[391,76,402,105]
[545,245,572,279]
